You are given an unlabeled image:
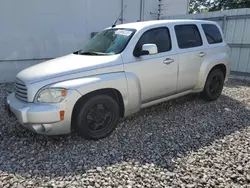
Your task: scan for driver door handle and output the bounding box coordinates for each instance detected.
[199,52,206,57]
[163,58,174,65]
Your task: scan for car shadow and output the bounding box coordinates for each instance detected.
[0,80,250,179]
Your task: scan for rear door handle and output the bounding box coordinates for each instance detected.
[163,58,174,65]
[199,52,206,57]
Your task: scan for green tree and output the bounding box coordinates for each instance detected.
[189,0,250,13]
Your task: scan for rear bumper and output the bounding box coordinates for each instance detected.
[7,90,81,135]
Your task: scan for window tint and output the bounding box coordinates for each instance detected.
[202,24,223,44]
[175,24,203,49]
[134,27,171,55]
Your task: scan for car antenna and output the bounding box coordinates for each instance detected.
[112,5,127,28]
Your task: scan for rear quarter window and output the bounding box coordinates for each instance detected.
[175,24,203,49]
[202,24,223,44]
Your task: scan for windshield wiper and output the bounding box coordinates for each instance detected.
[80,51,106,56]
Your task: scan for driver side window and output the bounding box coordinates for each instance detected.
[133,27,172,56]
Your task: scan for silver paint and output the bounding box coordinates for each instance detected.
[7,20,231,135]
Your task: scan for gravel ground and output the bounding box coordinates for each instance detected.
[0,79,250,188]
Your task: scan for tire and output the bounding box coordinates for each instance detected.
[73,95,120,140]
[201,68,225,101]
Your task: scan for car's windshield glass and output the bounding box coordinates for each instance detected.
[77,28,136,55]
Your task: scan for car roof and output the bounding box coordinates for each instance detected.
[112,19,216,30]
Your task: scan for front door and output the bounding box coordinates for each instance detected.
[123,27,178,104]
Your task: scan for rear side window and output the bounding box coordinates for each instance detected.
[175,24,203,49]
[134,27,172,54]
[202,24,223,44]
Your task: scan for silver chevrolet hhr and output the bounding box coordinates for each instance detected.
[6,20,231,140]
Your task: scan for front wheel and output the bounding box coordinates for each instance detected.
[201,69,225,101]
[73,95,120,140]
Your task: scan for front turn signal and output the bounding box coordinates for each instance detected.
[60,111,65,121]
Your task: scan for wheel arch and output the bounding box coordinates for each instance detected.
[71,88,125,127]
[201,64,226,101]
[209,64,227,78]
[195,53,230,90]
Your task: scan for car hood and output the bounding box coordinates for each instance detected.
[17,54,122,84]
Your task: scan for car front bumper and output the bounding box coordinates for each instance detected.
[6,91,81,135]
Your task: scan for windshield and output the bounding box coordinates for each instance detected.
[78,28,136,55]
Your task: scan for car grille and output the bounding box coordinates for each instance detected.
[15,79,28,102]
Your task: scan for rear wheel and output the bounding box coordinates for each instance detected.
[201,69,225,101]
[73,95,120,140]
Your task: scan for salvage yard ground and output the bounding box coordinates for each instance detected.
[0,78,250,188]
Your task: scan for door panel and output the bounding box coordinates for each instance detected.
[124,54,178,103]
[174,24,204,92]
[177,50,204,92]
[123,27,178,104]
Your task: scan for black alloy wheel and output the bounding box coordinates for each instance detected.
[201,69,225,101]
[73,95,120,140]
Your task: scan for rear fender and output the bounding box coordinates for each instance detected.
[194,53,230,90]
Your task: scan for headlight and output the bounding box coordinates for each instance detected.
[37,88,68,103]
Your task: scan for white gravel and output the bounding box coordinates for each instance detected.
[0,78,250,188]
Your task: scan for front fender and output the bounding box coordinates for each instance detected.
[50,72,142,117]
[195,53,231,90]
[124,72,142,115]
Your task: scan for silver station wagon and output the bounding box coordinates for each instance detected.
[6,20,231,140]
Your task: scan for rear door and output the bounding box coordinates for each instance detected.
[174,24,205,93]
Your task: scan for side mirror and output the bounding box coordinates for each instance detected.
[142,44,158,55]
[134,44,158,57]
